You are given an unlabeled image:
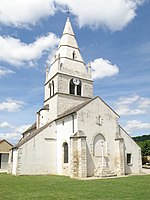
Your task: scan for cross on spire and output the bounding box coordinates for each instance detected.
[66,8,70,17]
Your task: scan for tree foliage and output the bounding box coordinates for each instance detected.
[133,134,150,156]
[137,140,150,156]
[133,134,150,142]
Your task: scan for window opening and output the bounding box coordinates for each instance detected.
[52,81,54,95]
[60,63,63,70]
[127,153,132,164]
[69,79,75,94]
[49,83,51,97]
[77,82,81,95]
[72,51,76,60]
[69,78,81,96]
[64,143,68,163]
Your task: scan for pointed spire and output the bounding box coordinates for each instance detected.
[58,17,78,49]
[48,17,92,80]
[62,17,74,36]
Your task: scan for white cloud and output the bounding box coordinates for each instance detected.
[0,121,14,129]
[15,125,31,133]
[115,94,150,116]
[56,0,145,31]
[125,120,150,132]
[0,132,21,144]
[117,94,140,105]
[139,97,150,109]
[0,0,145,31]
[91,58,119,80]
[116,106,145,116]
[0,0,56,27]
[0,33,59,66]
[0,66,15,77]
[0,98,25,112]
[0,123,31,144]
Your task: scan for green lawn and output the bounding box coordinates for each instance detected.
[0,174,150,200]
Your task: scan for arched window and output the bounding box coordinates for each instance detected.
[77,82,81,96]
[93,134,106,157]
[49,83,51,97]
[52,81,54,95]
[63,143,68,163]
[69,79,75,94]
[69,78,81,96]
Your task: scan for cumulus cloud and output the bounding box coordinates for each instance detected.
[125,120,150,132]
[0,33,59,66]
[139,97,150,109]
[0,0,56,27]
[115,94,150,116]
[0,121,14,129]
[56,0,145,31]
[0,0,145,31]
[0,123,31,143]
[0,66,15,77]
[0,98,25,112]
[90,58,119,80]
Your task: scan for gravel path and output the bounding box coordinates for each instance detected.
[142,168,150,174]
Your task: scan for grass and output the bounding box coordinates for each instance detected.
[0,174,150,200]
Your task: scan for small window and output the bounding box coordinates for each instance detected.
[64,143,68,163]
[72,51,76,60]
[52,81,54,95]
[60,63,63,69]
[49,83,51,97]
[127,153,132,165]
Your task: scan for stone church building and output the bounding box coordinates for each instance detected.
[9,17,142,178]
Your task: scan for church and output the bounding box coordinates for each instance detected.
[9,17,142,178]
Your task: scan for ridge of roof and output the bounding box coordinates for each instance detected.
[15,96,119,148]
[15,121,52,148]
[22,122,36,135]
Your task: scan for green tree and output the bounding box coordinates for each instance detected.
[142,140,150,156]
[138,140,150,156]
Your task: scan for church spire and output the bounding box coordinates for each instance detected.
[62,17,75,37]
[44,17,93,121]
[58,17,78,49]
[48,17,91,80]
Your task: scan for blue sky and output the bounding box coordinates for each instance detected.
[0,0,150,144]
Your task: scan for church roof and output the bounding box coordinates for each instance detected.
[15,122,52,148]
[57,96,119,120]
[22,122,36,136]
[37,104,49,113]
[15,96,119,148]
[57,99,92,120]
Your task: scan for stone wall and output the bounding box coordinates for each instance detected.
[70,131,87,178]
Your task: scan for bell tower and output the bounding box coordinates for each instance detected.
[44,17,93,122]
